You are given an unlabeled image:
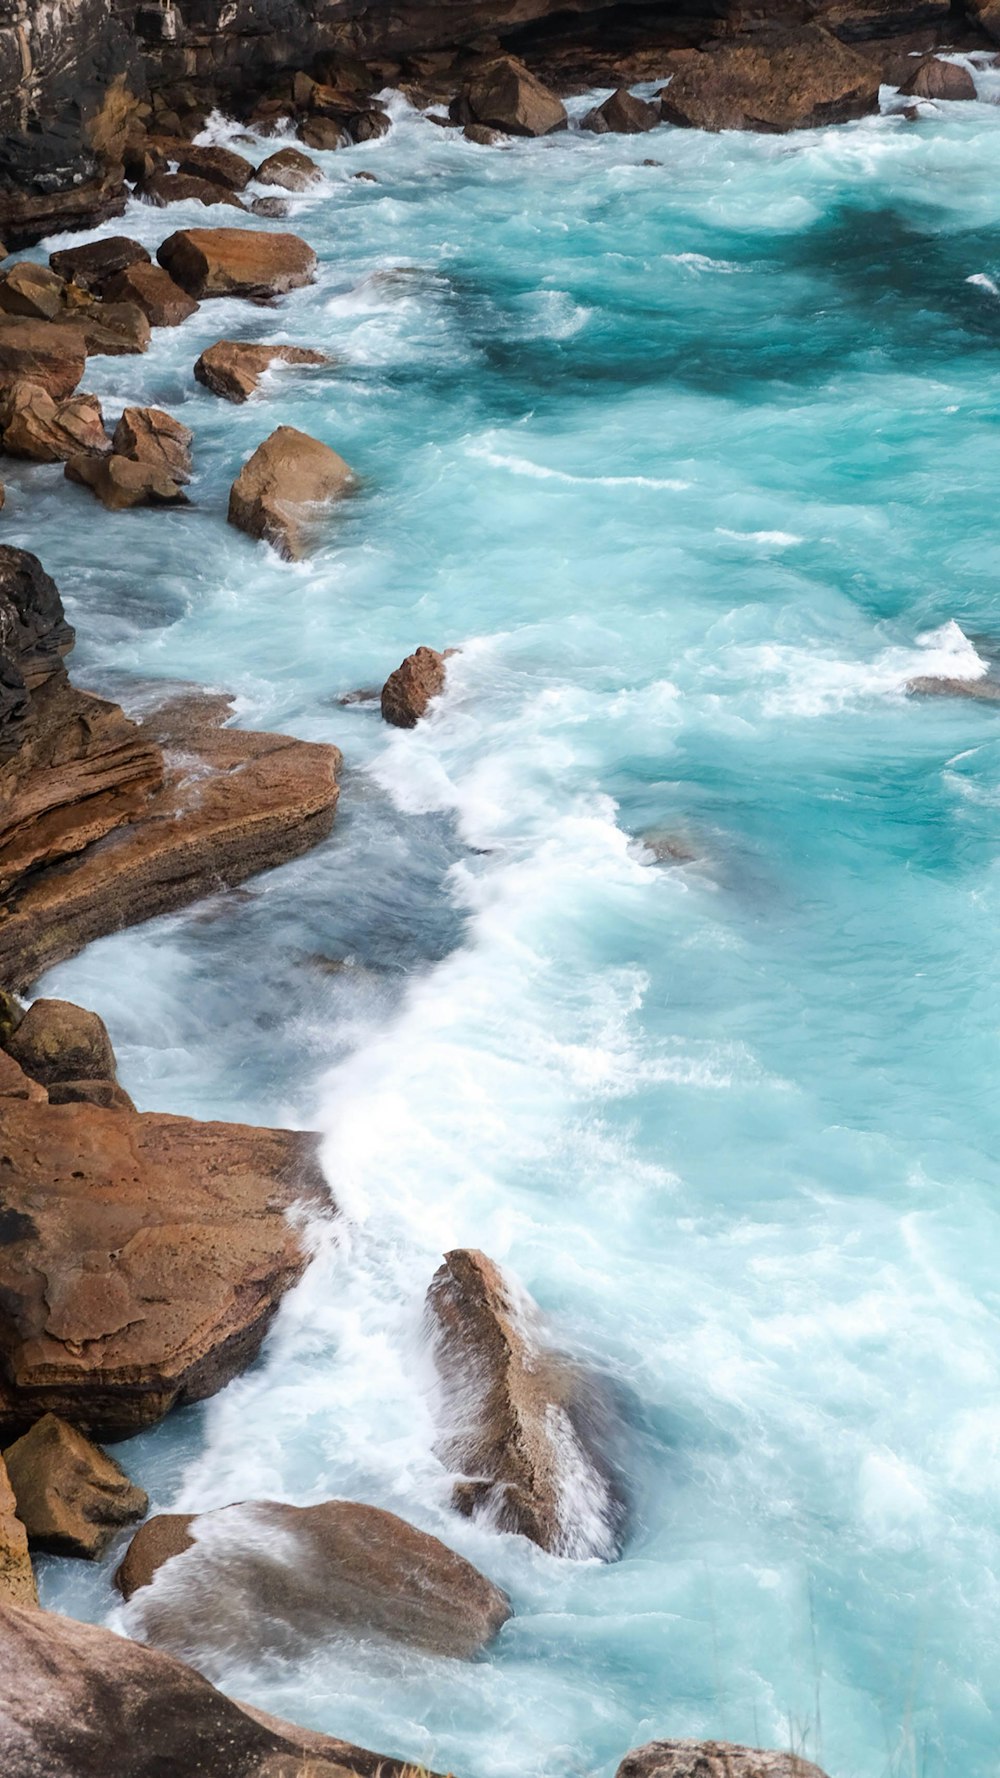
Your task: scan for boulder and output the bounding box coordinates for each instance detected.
[5,997,117,1088]
[254,147,322,190]
[906,674,1000,702]
[966,0,1000,44]
[0,263,66,323]
[300,117,351,150]
[157,228,318,299]
[69,300,151,356]
[102,263,199,326]
[381,645,447,728]
[49,236,150,294]
[350,109,392,142]
[116,1498,512,1661]
[228,425,353,558]
[113,406,193,483]
[176,145,255,191]
[899,58,977,101]
[461,55,567,136]
[250,196,290,218]
[659,28,881,133]
[2,1414,147,1559]
[65,451,189,510]
[195,340,328,403]
[615,1746,829,1778]
[0,1463,35,1608]
[0,1100,330,1437]
[0,544,74,691]
[138,172,246,211]
[0,320,86,400]
[0,1053,47,1103]
[582,88,660,134]
[0,383,109,463]
[426,1248,627,1559]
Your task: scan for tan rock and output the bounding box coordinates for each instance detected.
[176,144,256,191]
[3,1415,147,1559]
[138,171,246,211]
[659,28,880,133]
[463,55,567,136]
[0,319,86,400]
[381,645,446,728]
[195,339,328,403]
[69,299,151,356]
[0,1462,35,1609]
[5,997,117,1087]
[113,406,193,483]
[0,1101,331,1436]
[157,227,318,299]
[0,381,109,462]
[228,425,353,558]
[65,450,188,510]
[116,1498,512,1661]
[0,262,66,322]
[616,1745,829,1778]
[582,88,660,134]
[102,262,199,326]
[255,147,322,191]
[47,1078,136,1111]
[49,236,151,294]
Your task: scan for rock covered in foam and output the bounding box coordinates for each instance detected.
[616,1744,830,1778]
[2,1414,147,1559]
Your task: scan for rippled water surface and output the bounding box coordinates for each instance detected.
[13,71,1000,1778]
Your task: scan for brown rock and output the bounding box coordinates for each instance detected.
[660,28,880,133]
[228,425,353,559]
[427,1248,627,1558]
[113,406,193,483]
[462,55,567,136]
[0,320,86,400]
[102,263,199,327]
[0,1464,35,1609]
[69,300,151,356]
[0,263,66,323]
[138,172,246,211]
[381,645,447,728]
[250,196,291,218]
[0,1054,47,1103]
[300,117,351,151]
[582,88,660,134]
[176,145,256,192]
[615,1745,829,1778]
[350,109,392,142]
[49,236,151,294]
[195,340,328,403]
[2,1415,147,1559]
[255,147,322,191]
[966,0,1000,44]
[65,451,188,510]
[0,1101,331,1436]
[900,58,977,100]
[157,228,318,300]
[5,997,117,1088]
[117,1498,511,1661]
[464,123,504,145]
[47,1079,136,1111]
[906,674,1000,702]
[0,383,109,463]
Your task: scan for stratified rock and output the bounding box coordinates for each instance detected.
[615,1745,829,1778]
[2,1415,147,1559]
[65,450,189,510]
[254,146,322,190]
[0,262,66,322]
[381,646,446,728]
[117,1498,512,1661]
[426,1247,627,1558]
[0,1463,35,1608]
[228,424,353,558]
[5,997,117,1087]
[0,382,109,462]
[659,28,880,133]
[176,144,255,191]
[195,339,328,403]
[461,55,567,136]
[49,236,151,294]
[113,406,193,483]
[69,299,151,356]
[899,58,977,100]
[906,674,1000,702]
[0,1101,330,1437]
[0,320,86,400]
[102,262,199,326]
[582,88,660,133]
[138,171,246,211]
[157,227,317,299]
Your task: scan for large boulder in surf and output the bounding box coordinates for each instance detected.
[899,58,977,101]
[0,382,109,463]
[5,997,117,1088]
[0,319,86,400]
[2,1414,147,1559]
[116,1498,512,1661]
[65,450,189,511]
[195,340,328,403]
[459,55,567,137]
[0,1598,430,1778]
[0,1100,330,1437]
[615,1744,830,1778]
[381,645,447,728]
[426,1248,627,1559]
[254,147,322,191]
[157,228,318,300]
[582,89,660,134]
[176,145,255,192]
[49,236,151,294]
[228,425,354,558]
[102,263,199,327]
[0,1463,36,1607]
[659,28,880,133]
[113,406,193,484]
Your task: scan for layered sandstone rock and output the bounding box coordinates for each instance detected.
[103,262,200,326]
[381,646,447,727]
[157,228,318,299]
[195,340,329,402]
[116,1498,512,1660]
[0,383,110,463]
[0,1463,36,1608]
[0,1100,330,1436]
[0,320,86,400]
[0,262,66,322]
[255,146,323,190]
[458,54,567,135]
[659,28,881,132]
[2,1414,148,1558]
[615,1745,830,1778]
[228,425,354,557]
[114,406,194,482]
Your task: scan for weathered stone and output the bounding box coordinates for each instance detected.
[463,122,504,145]
[157,227,317,299]
[102,262,199,326]
[5,997,117,1088]
[250,195,290,217]
[659,29,881,133]
[615,1745,829,1778]
[381,645,447,728]
[176,144,255,191]
[228,425,353,558]
[0,319,86,400]
[0,1463,35,1609]
[0,263,66,322]
[195,339,328,403]
[113,405,193,482]
[0,382,109,463]
[2,1414,147,1559]
[461,55,567,136]
[906,674,1000,701]
[582,88,660,133]
[65,450,188,510]
[0,544,75,686]
[117,1498,512,1661]
[47,1078,136,1111]
[69,299,151,356]
[138,171,246,210]
[300,117,350,150]
[899,57,977,100]
[254,147,322,191]
[49,236,151,294]
[0,1053,46,1103]
[350,108,392,142]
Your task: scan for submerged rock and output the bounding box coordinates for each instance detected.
[228,424,354,558]
[2,1414,147,1559]
[0,1463,35,1608]
[157,228,318,300]
[117,1497,512,1662]
[195,339,328,403]
[459,54,567,136]
[581,88,659,134]
[659,28,880,133]
[616,1744,830,1778]
[381,645,447,727]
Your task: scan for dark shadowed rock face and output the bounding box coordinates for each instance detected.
[660,27,881,132]
[900,56,977,98]
[582,87,660,132]
[615,1744,830,1778]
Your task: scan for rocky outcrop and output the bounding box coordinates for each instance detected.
[659,28,881,132]
[426,1248,628,1559]
[582,87,660,133]
[457,54,567,135]
[228,425,354,558]
[900,57,977,99]
[195,340,329,403]
[116,1497,512,1660]
[0,320,86,401]
[103,262,200,325]
[615,1744,830,1778]
[157,228,318,300]
[381,645,448,727]
[0,1099,330,1437]
[0,1598,431,1778]
[0,1462,36,1608]
[114,405,194,482]
[2,1414,148,1558]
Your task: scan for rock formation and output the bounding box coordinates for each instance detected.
[195,340,329,403]
[381,646,448,727]
[157,228,318,300]
[659,27,881,133]
[582,87,660,132]
[616,1745,830,1778]
[255,147,323,190]
[5,998,118,1089]
[228,425,354,557]
[2,1414,148,1558]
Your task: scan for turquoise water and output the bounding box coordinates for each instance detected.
[9,69,1000,1778]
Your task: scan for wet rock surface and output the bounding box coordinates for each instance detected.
[659,27,882,132]
[157,228,318,300]
[0,1463,36,1608]
[381,645,448,727]
[195,339,329,402]
[616,1745,830,1778]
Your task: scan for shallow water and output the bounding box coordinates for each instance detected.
[12,67,1000,1778]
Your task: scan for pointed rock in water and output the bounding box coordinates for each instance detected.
[157,227,318,299]
[381,645,447,727]
[0,383,109,463]
[255,146,322,190]
[0,319,86,400]
[195,339,329,403]
[426,1248,628,1559]
[616,1744,830,1778]
[49,236,151,294]
[116,1497,512,1661]
[5,997,117,1088]
[581,88,660,134]
[459,54,567,136]
[228,424,353,558]
[900,58,977,101]
[0,1462,35,1608]
[102,262,199,326]
[659,28,880,133]
[2,1415,147,1559]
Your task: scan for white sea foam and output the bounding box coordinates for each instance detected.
[467,443,690,491]
[748,620,986,717]
[715,528,803,547]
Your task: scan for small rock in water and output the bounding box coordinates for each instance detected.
[458,53,567,136]
[381,645,448,727]
[175,144,256,192]
[250,195,290,218]
[113,407,193,483]
[906,674,1000,702]
[639,829,700,865]
[2,1414,148,1559]
[194,339,328,403]
[65,451,190,510]
[137,171,246,211]
[227,424,353,557]
[463,122,505,145]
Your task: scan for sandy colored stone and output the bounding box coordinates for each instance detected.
[103,262,199,326]
[0,382,109,462]
[228,425,353,558]
[68,299,151,356]
[0,319,86,400]
[65,450,188,510]
[0,1053,47,1102]
[381,646,447,728]
[157,228,317,300]
[906,675,1000,702]
[659,29,880,133]
[255,147,322,191]
[3,1414,148,1559]
[0,1463,36,1609]
[47,1078,136,1111]
[300,117,350,150]
[113,406,193,483]
[462,54,567,135]
[0,262,66,322]
[195,340,328,403]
